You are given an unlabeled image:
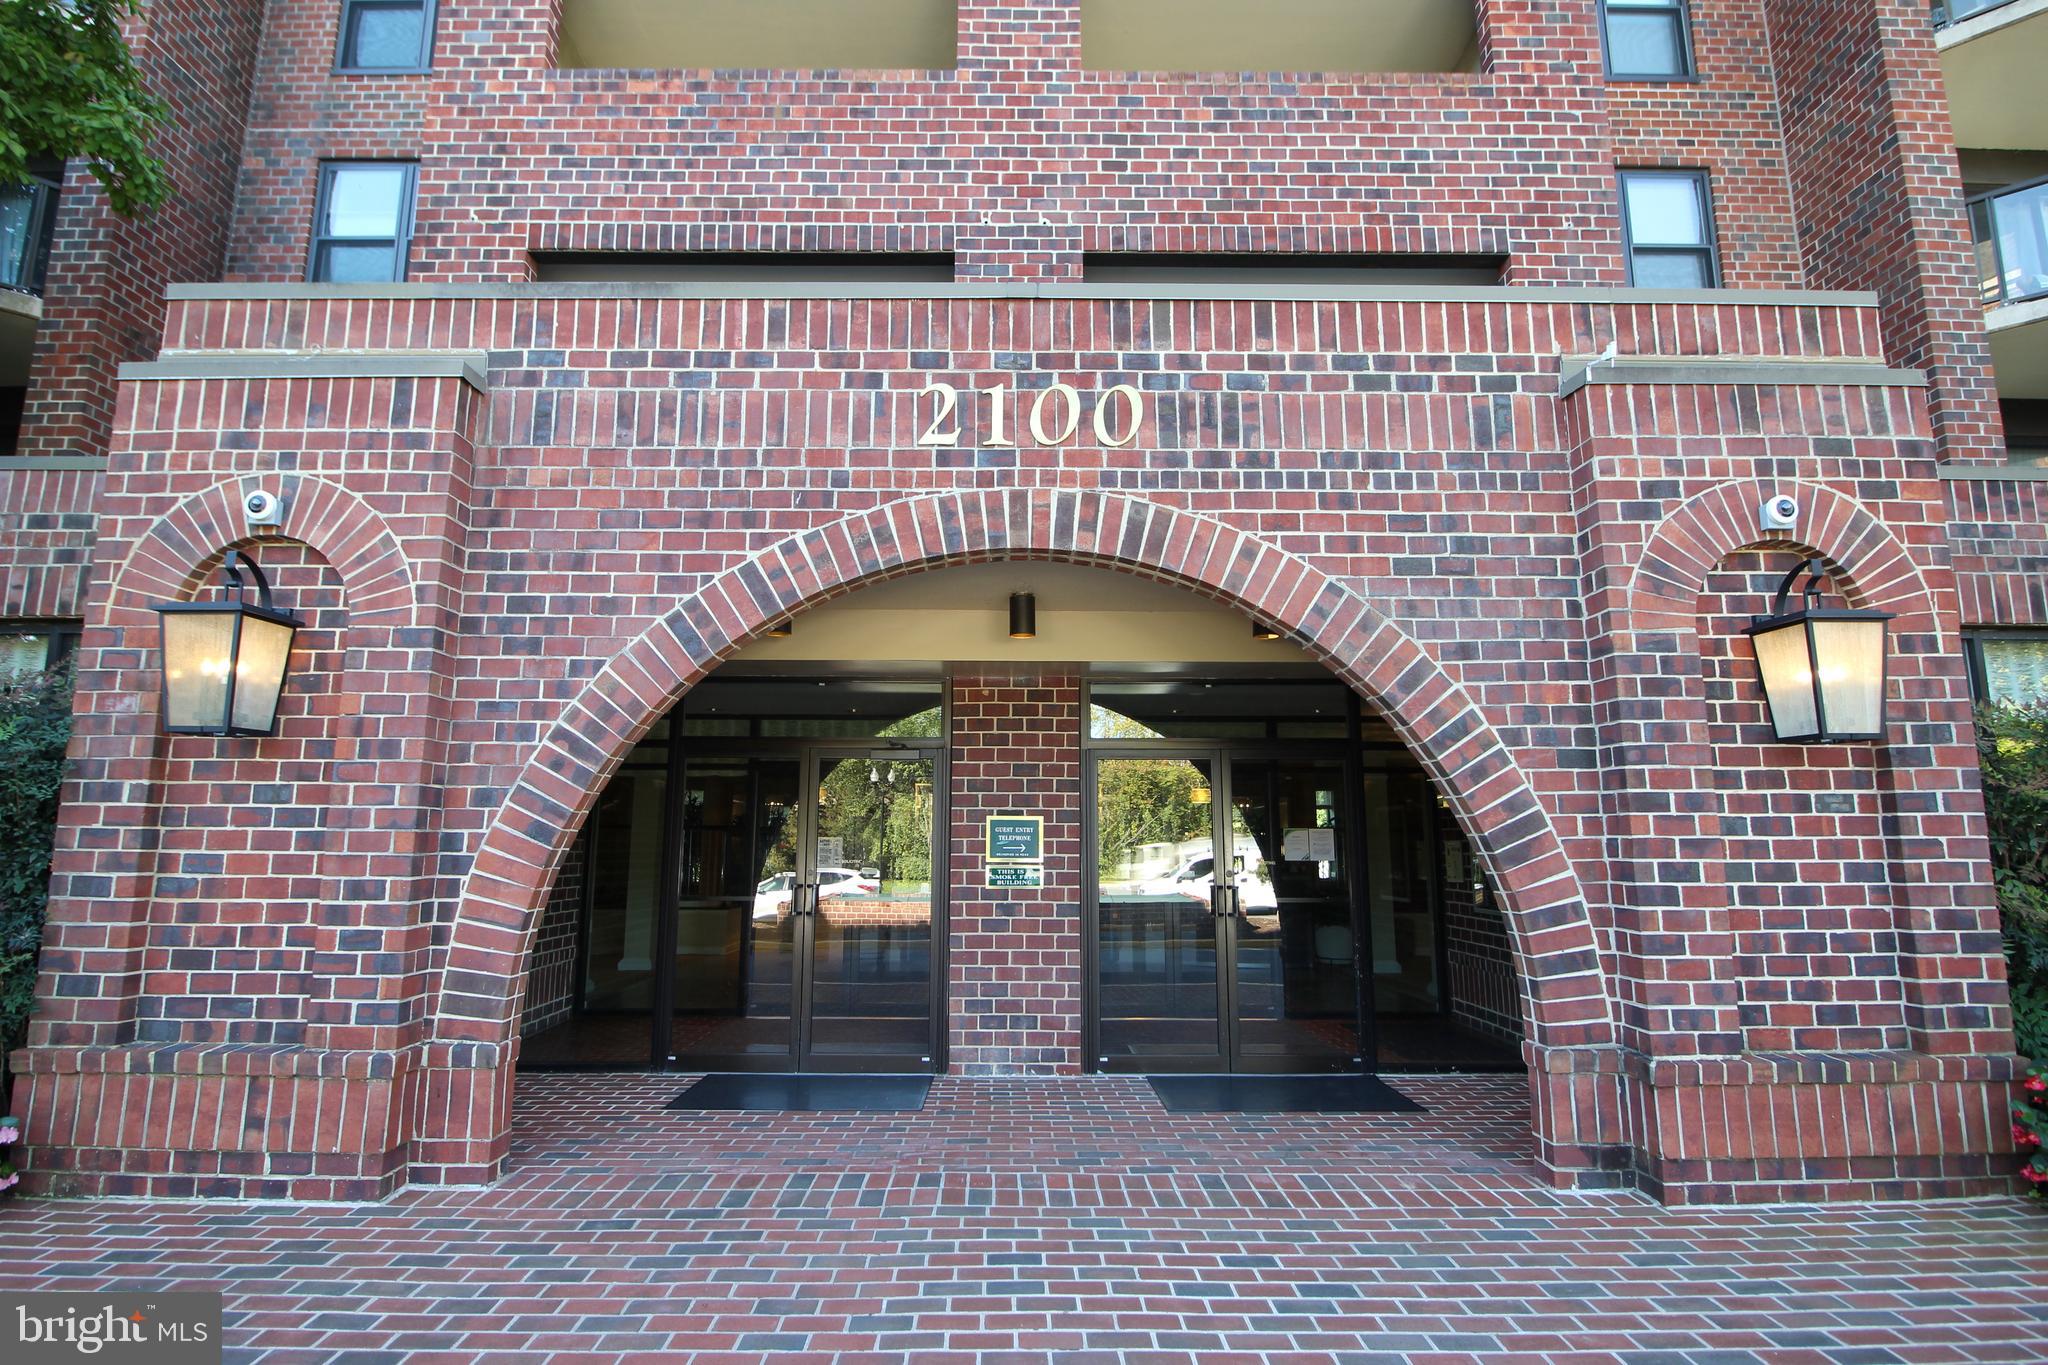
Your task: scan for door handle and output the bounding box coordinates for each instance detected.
[1211,885,1237,918]
[794,882,819,916]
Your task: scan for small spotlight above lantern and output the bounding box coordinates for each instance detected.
[766,619,795,638]
[1745,558,1892,743]
[1251,621,1280,641]
[153,550,302,737]
[1008,592,1037,639]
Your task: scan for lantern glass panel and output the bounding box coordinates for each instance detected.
[1811,617,1887,737]
[1751,619,1819,740]
[162,610,238,731]
[231,614,297,734]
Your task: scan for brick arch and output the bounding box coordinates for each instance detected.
[106,475,419,625]
[439,488,1616,1053]
[1628,480,1938,637]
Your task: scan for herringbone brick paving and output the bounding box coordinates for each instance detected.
[3,1072,2046,1362]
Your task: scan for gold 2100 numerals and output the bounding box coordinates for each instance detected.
[916,381,1147,449]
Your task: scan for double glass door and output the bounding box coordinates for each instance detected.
[1091,750,1361,1072]
[665,745,941,1072]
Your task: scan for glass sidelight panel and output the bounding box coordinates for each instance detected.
[575,764,667,1061]
[669,759,802,1060]
[671,759,802,1060]
[1363,768,1440,1014]
[1094,756,1224,1061]
[807,755,936,1058]
[1227,759,1357,1065]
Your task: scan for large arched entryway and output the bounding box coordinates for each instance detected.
[421,489,1619,1182]
[509,560,1530,1078]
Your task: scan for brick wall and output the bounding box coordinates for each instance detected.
[947,668,1083,1075]
[1761,0,2004,466]
[0,0,2031,1206]
[4,0,267,620]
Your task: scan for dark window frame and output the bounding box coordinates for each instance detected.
[306,160,418,284]
[1599,0,1697,82]
[1965,630,2048,703]
[334,0,438,74]
[0,620,81,673]
[1618,168,1721,289]
[1967,172,2048,308]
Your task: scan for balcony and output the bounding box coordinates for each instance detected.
[1975,179,2048,400]
[1937,0,2048,150]
[1080,0,1476,73]
[556,0,956,70]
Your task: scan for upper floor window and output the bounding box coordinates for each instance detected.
[1619,170,1719,288]
[1602,0,1693,79]
[337,0,437,73]
[307,162,416,283]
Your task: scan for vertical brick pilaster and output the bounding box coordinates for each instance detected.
[947,667,1083,1073]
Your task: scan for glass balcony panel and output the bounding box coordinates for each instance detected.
[0,179,57,295]
[1978,181,2048,305]
[1937,0,2021,26]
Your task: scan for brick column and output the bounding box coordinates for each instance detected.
[946,668,1083,1073]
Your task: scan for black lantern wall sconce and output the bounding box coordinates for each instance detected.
[153,550,302,737]
[1745,558,1893,743]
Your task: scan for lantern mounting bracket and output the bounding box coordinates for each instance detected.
[220,549,279,613]
[1751,557,1827,627]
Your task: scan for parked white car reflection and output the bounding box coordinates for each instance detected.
[1136,853,1278,910]
[753,867,881,918]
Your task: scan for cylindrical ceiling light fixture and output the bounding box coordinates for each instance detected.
[1008,592,1037,639]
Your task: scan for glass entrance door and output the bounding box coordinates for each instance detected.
[1090,750,1361,1072]
[800,751,938,1069]
[670,746,940,1073]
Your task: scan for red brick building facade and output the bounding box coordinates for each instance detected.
[2,0,2040,1205]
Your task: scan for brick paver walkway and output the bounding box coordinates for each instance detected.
[3,1073,2047,1362]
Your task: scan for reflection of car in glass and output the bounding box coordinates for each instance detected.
[753,867,881,918]
[1137,851,1278,910]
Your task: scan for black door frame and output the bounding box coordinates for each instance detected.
[650,734,950,1075]
[1080,684,1383,1076]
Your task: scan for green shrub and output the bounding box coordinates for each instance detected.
[1978,701,2048,1062]
[0,661,73,1098]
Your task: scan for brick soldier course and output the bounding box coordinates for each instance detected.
[0,0,2036,1208]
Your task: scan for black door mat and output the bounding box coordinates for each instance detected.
[1146,1073,1426,1114]
[667,1072,933,1113]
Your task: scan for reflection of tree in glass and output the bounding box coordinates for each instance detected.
[1097,758,1210,882]
[884,707,943,739]
[819,759,932,887]
[756,801,796,879]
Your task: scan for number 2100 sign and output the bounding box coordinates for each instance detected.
[917,380,1148,449]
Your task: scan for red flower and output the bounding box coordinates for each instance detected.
[2024,1165,2048,1183]
[2017,1124,2041,1147]
[2025,1076,2047,1093]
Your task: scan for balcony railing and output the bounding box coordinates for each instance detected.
[0,177,57,297]
[1972,178,2048,307]
[1936,0,2023,27]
